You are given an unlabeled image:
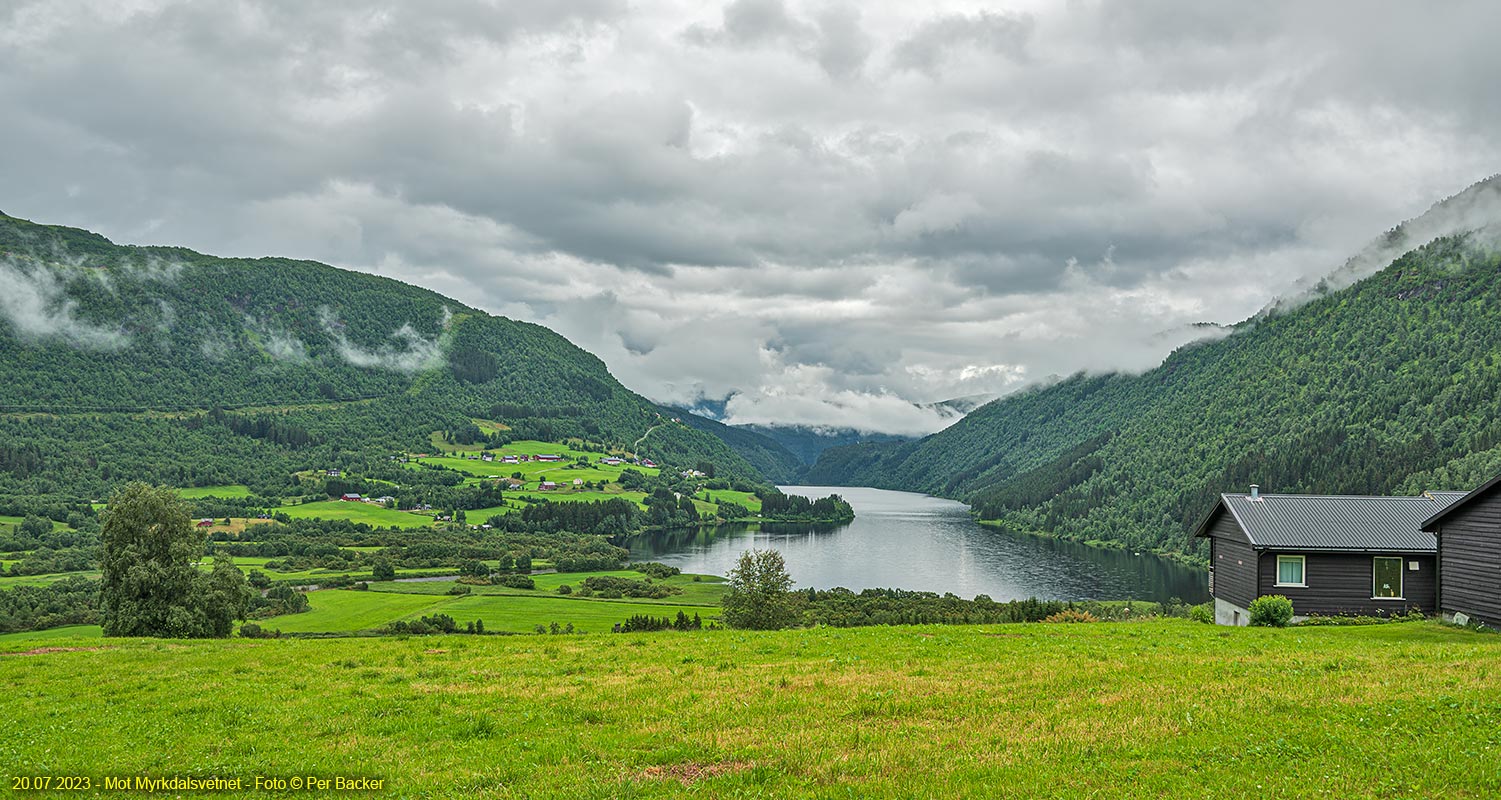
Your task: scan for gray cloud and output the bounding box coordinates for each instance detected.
[891,10,1033,75]
[3,1,1501,433]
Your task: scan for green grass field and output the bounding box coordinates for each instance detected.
[261,590,461,633]
[0,624,101,641]
[175,485,253,499]
[701,489,763,513]
[435,594,714,633]
[0,621,1496,798]
[0,514,69,532]
[0,570,98,589]
[197,556,453,585]
[257,570,722,634]
[277,500,436,529]
[367,570,727,608]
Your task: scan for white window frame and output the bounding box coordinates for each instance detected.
[1372,556,1405,600]
[1275,555,1306,588]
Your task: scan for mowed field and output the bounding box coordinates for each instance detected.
[175,485,253,499]
[0,514,69,532]
[0,570,98,589]
[407,439,661,488]
[276,501,437,529]
[263,571,724,634]
[1,622,1497,798]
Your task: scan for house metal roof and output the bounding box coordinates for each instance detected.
[1200,491,1469,553]
[1422,472,1501,530]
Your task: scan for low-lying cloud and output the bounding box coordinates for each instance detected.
[0,260,129,350]
[319,307,446,374]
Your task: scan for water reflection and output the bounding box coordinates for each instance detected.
[620,486,1208,603]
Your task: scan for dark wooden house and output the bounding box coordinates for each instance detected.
[1421,473,1501,628]
[1194,487,1465,625]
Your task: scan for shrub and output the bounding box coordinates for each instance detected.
[1188,603,1214,624]
[496,574,535,590]
[1249,595,1294,627]
[446,584,472,595]
[371,559,396,582]
[1042,608,1098,623]
[556,584,573,595]
[352,581,370,591]
[580,575,675,599]
[634,562,681,580]
[1297,609,1426,627]
[239,623,280,639]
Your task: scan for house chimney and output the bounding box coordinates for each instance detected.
[1250,484,1261,500]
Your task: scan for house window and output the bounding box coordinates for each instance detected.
[1275,555,1305,587]
[1373,557,1404,599]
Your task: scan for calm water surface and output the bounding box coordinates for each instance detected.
[623,486,1208,603]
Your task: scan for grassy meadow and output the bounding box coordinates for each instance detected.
[276,501,437,529]
[0,570,98,589]
[0,621,1497,798]
[0,514,69,532]
[175,485,253,499]
[252,570,725,634]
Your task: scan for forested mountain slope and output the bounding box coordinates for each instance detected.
[670,409,806,484]
[808,181,1501,562]
[738,424,912,467]
[0,212,760,505]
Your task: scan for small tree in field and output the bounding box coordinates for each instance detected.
[371,558,396,582]
[721,549,798,630]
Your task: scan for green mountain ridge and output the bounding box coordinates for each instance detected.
[0,212,762,505]
[737,423,913,467]
[807,176,1501,561]
[668,409,806,484]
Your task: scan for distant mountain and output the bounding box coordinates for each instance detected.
[0,212,763,502]
[923,393,1001,417]
[807,175,1501,562]
[668,408,805,484]
[737,424,913,467]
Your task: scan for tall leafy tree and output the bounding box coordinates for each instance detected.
[721,549,799,630]
[100,483,248,637]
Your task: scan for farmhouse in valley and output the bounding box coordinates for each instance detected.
[1421,473,1501,628]
[1195,485,1465,625]
[340,493,362,502]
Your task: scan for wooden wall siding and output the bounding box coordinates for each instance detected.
[1208,512,1258,609]
[1255,552,1436,617]
[1436,491,1501,627]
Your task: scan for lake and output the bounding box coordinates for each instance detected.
[623,486,1209,603]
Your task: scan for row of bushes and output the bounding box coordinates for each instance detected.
[614,611,704,632]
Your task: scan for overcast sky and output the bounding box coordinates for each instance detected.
[3,1,1500,435]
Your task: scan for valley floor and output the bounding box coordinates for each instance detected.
[1,620,1497,798]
